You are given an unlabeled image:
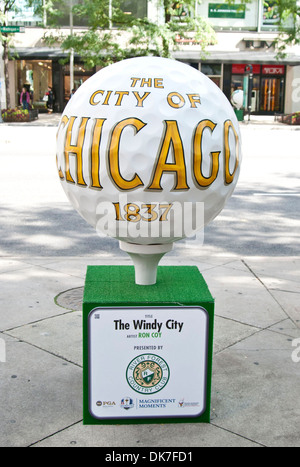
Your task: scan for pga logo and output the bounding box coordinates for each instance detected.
[291,338,300,363]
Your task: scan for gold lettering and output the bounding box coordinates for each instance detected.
[108,118,146,190]
[90,119,106,189]
[89,90,104,106]
[187,93,201,108]
[64,117,89,186]
[131,78,141,87]
[103,91,113,106]
[56,115,69,179]
[224,120,239,184]
[167,92,185,109]
[147,120,189,191]
[56,155,65,180]
[114,91,129,106]
[141,78,152,87]
[132,91,151,107]
[154,78,164,89]
[193,120,220,187]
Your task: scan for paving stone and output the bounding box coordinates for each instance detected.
[0,266,83,330]
[0,336,82,447]
[212,330,300,447]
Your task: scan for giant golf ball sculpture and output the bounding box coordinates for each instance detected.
[56,57,242,285]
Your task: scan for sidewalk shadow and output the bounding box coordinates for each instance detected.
[0,184,299,257]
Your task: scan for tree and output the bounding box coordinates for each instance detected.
[43,0,216,69]
[276,0,300,56]
[127,1,216,60]
[227,0,300,56]
[0,0,17,108]
[49,0,135,69]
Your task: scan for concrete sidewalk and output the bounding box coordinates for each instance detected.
[0,116,299,447]
[3,112,300,129]
[0,253,299,447]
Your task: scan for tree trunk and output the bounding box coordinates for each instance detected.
[2,35,10,109]
[164,1,171,23]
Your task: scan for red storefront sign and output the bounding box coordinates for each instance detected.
[262,65,285,75]
[232,64,261,74]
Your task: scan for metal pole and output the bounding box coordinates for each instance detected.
[70,0,74,93]
[109,0,112,29]
[248,71,253,122]
[43,0,47,27]
[244,65,253,122]
[257,0,263,33]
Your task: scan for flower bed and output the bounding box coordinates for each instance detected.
[280,112,300,125]
[1,108,38,122]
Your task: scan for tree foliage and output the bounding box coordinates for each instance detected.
[0,0,18,107]
[276,0,300,55]
[227,0,300,54]
[43,0,216,69]
[128,0,216,59]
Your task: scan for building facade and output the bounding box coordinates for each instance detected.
[3,0,300,115]
[176,0,300,115]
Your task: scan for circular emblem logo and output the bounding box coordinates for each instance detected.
[126,354,170,394]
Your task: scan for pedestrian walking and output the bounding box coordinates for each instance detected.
[70,88,76,100]
[20,87,30,110]
[45,86,54,113]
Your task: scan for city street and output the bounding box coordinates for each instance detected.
[0,117,299,447]
[0,119,299,258]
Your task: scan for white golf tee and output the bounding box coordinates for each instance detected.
[119,241,173,286]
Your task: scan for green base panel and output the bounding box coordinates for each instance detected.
[83,265,214,425]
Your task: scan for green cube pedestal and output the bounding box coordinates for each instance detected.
[83,266,214,425]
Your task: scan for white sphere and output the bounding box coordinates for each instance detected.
[231,89,244,110]
[56,56,242,246]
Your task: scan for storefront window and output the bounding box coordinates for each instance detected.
[260,66,285,112]
[16,60,52,110]
[63,64,95,106]
[230,63,285,114]
[201,63,223,89]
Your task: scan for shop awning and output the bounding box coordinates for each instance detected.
[174,49,300,66]
[12,46,300,66]
[11,47,76,60]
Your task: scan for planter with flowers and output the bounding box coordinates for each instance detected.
[1,108,38,123]
[280,112,300,125]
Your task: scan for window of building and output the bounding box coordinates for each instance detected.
[262,1,280,30]
[231,64,261,112]
[63,63,95,105]
[51,0,148,27]
[200,63,223,89]
[230,63,285,113]
[52,0,89,27]
[8,0,43,26]
[121,0,148,18]
[16,60,52,110]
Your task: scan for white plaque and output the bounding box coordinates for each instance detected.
[88,306,209,420]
